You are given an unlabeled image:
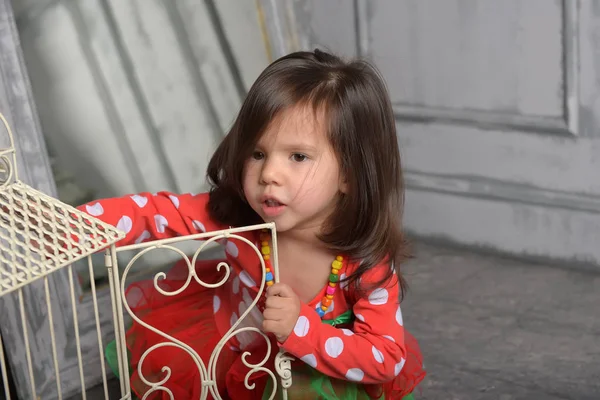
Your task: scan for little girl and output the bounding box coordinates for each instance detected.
[79,49,426,399]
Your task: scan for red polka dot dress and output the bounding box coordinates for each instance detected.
[78,192,425,399]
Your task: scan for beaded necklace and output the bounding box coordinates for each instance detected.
[261,229,343,318]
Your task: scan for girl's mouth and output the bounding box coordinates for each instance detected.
[262,198,286,217]
[265,199,282,207]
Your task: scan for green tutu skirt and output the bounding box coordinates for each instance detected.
[262,361,415,400]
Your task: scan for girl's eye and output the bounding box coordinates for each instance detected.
[252,151,264,160]
[291,153,308,162]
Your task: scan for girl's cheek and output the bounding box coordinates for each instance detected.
[242,164,261,184]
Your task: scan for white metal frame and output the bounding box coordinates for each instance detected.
[0,111,293,399]
[113,224,293,400]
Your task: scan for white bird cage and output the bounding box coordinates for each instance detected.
[0,111,293,399]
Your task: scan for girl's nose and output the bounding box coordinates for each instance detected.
[259,158,282,185]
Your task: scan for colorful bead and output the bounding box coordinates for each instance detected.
[262,230,276,288]
[259,230,343,319]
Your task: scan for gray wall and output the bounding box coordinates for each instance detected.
[9,0,600,267]
[12,0,271,204]
[262,0,600,267]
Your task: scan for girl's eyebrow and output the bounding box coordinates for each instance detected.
[257,139,318,153]
[281,143,318,153]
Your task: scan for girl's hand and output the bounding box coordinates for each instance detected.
[262,283,301,342]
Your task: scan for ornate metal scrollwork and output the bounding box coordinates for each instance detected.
[117,226,291,399]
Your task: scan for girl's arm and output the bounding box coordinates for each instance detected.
[278,262,407,384]
[76,191,225,246]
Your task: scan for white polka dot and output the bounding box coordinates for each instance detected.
[232,276,240,294]
[230,312,238,327]
[225,241,239,257]
[300,354,317,368]
[355,314,365,322]
[135,230,151,244]
[395,358,406,376]
[192,220,206,232]
[154,214,168,233]
[116,216,132,234]
[130,195,147,208]
[79,234,91,245]
[239,270,256,287]
[169,195,180,209]
[396,306,403,326]
[86,203,104,216]
[242,288,254,306]
[213,295,220,314]
[339,273,348,290]
[345,368,364,381]
[324,337,344,358]
[383,335,395,342]
[368,288,389,305]
[293,316,310,337]
[238,301,247,317]
[372,346,384,363]
[341,329,354,336]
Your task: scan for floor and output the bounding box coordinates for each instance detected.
[401,243,600,400]
[77,241,600,400]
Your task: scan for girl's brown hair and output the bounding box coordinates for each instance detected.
[207,49,409,299]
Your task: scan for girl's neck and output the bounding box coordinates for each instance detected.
[274,229,340,304]
[276,227,326,253]
[275,230,339,270]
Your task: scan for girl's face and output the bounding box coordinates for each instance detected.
[243,106,346,235]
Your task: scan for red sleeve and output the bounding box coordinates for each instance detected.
[279,262,407,383]
[76,191,225,246]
